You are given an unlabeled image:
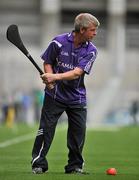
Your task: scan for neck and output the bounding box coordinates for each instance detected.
[73,32,83,48]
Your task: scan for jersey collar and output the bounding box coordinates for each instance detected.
[67,31,88,48]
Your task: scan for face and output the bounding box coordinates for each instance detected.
[80,23,98,42]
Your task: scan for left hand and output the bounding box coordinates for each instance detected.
[41,73,56,84]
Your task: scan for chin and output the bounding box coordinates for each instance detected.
[88,38,93,41]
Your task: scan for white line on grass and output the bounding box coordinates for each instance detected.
[0,133,34,148]
[0,126,120,149]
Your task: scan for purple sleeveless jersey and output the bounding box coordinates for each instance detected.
[41,32,98,105]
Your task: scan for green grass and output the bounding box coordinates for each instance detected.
[0,123,139,180]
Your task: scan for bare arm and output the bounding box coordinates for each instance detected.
[43,63,53,73]
[43,63,55,89]
[55,67,84,80]
[41,67,84,84]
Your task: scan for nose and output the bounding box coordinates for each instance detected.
[94,30,97,36]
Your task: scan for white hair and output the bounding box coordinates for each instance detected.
[74,13,100,32]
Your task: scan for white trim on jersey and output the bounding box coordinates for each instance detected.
[52,40,62,47]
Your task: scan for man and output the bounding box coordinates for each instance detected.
[31,13,100,174]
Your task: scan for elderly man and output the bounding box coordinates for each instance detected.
[31,13,100,174]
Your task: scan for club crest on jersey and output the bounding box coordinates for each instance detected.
[61,51,69,56]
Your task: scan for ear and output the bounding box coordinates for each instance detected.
[80,27,86,34]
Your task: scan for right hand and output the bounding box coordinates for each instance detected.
[46,82,55,90]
